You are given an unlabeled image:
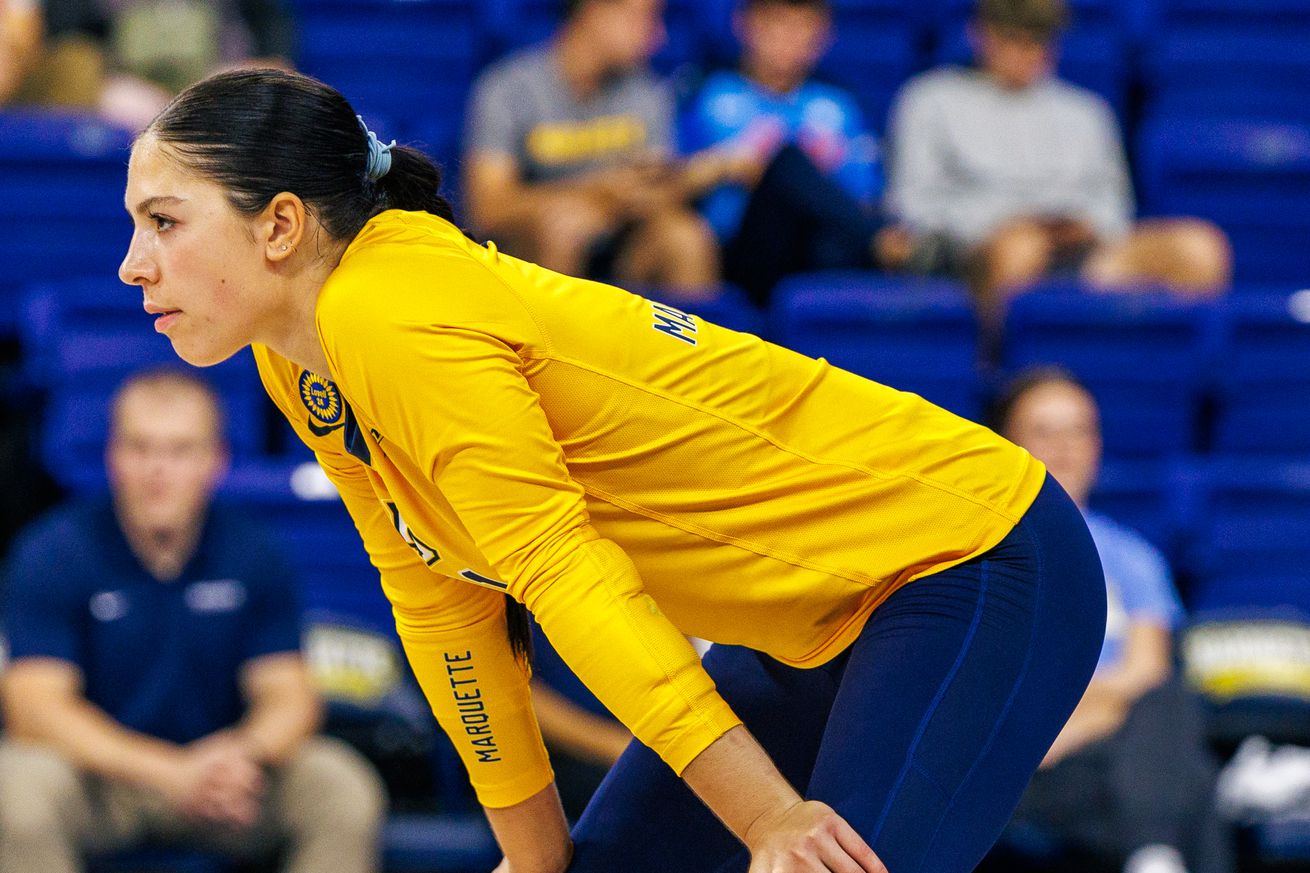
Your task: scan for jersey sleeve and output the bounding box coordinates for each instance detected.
[252,345,554,808]
[319,287,744,784]
[316,448,556,807]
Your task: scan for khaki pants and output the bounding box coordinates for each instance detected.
[0,736,385,873]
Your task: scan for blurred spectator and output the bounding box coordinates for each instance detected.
[15,0,293,128]
[464,0,739,300]
[0,0,42,105]
[0,368,384,873]
[887,0,1231,324]
[993,368,1231,873]
[682,0,913,304]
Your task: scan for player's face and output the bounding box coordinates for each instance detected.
[739,3,833,89]
[975,23,1057,90]
[1003,381,1101,506]
[591,0,666,69]
[107,385,228,535]
[120,136,274,368]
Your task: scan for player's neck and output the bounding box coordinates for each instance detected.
[255,249,338,378]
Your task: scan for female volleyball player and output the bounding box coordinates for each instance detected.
[119,69,1105,873]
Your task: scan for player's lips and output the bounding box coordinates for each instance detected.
[144,302,182,333]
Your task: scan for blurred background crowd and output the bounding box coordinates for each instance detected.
[1,0,1309,871]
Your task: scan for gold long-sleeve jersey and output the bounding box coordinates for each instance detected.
[253,209,1047,809]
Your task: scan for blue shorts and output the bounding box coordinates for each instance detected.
[568,474,1107,873]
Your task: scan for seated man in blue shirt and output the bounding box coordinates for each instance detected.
[681,0,912,303]
[0,368,385,873]
[992,369,1231,873]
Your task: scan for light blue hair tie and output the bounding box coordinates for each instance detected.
[356,115,395,181]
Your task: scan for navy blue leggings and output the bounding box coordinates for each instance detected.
[568,475,1106,873]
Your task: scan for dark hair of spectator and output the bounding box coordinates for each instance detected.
[110,366,228,445]
[145,68,457,244]
[976,0,1070,39]
[989,365,1090,434]
[562,0,593,21]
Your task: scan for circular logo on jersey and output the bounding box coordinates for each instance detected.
[299,371,343,426]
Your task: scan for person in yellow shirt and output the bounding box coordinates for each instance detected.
[118,68,1106,873]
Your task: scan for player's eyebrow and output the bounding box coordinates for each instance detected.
[130,195,185,215]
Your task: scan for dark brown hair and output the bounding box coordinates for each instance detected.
[989,365,1090,435]
[976,0,1070,39]
[146,68,456,243]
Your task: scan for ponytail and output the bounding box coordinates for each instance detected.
[504,596,534,664]
[373,145,457,225]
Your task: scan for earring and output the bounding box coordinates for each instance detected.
[280,244,289,252]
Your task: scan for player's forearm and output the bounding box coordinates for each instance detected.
[681,724,804,848]
[7,696,183,790]
[484,781,573,873]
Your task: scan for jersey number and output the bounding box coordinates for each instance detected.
[386,503,440,566]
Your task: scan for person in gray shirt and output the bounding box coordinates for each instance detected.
[464,0,755,300]
[886,0,1231,324]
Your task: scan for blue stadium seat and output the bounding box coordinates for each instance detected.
[1186,458,1310,607]
[1147,0,1310,34]
[820,20,921,133]
[771,273,982,420]
[294,0,481,134]
[1088,458,1188,561]
[1137,117,1310,285]
[219,457,385,622]
[1180,458,1310,760]
[384,814,500,872]
[23,279,267,491]
[1002,286,1216,459]
[1142,32,1310,123]
[1212,292,1310,457]
[0,111,134,332]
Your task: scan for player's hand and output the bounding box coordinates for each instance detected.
[744,799,887,873]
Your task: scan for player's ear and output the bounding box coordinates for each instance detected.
[262,192,308,262]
